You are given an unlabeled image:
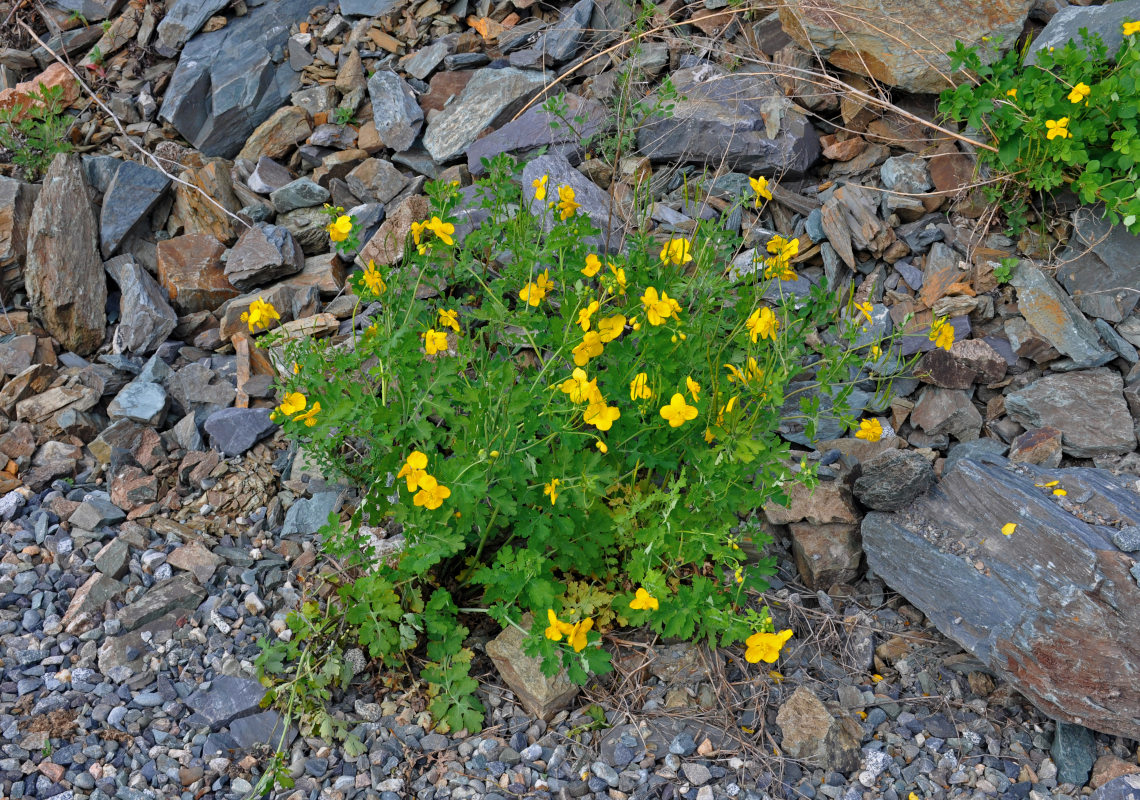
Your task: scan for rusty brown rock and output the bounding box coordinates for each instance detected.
[789,522,862,589]
[358,194,430,268]
[820,135,867,162]
[1091,756,1140,789]
[1007,427,1063,469]
[916,339,1007,389]
[420,70,477,114]
[0,364,55,418]
[237,106,312,163]
[764,480,858,526]
[24,154,107,356]
[0,177,39,297]
[0,63,80,120]
[929,142,975,195]
[282,254,347,296]
[156,233,239,314]
[170,160,243,244]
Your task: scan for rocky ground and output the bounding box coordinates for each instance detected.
[2,0,1140,798]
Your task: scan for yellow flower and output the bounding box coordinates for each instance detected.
[560,368,599,404]
[519,270,552,306]
[1053,488,1067,497]
[749,175,772,206]
[240,296,281,333]
[577,300,599,331]
[1067,82,1091,104]
[1126,20,1140,36]
[544,609,574,641]
[596,314,625,342]
[855,417,883,442]
[543,478,560,506]
[766,234,799,263]
[410,220,428,253]
[854,301,873,323]
[630,372,653,401]
[744,629,793,664]
[929,317,954,351]
[1002,523,1017,536]
[1045,117,1071,140]
[556,185,579,220]
[566,617,593,652]
[583,396,620,431]
[397,451,430,491]
[572,331,604,366]
[413,474,451,510]
[870,344,882,359]
[294,401,320,427]
[595,439,608,453]
[427,216,455,245]
[362,260,387,296]
[659,237,692,266]
[583,253,602,277]
[660,393,698,428]
[1037,480,1059,488]
[705,395,738,442]
[734,568,744,584]
[607,262,627,295]
[686,376,701,401]
[629,587,659,611]
[641,286,680,326]
[764,258,798,282]
[423,328,449,355]
[438,308,460,333]
[533,174,548,201]
[1006,87,1017,99]
[746,307,778,343]
[276,391,307,418]
[327,214,353,243]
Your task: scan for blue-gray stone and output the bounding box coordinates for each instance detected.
[467,92,607,176]
[154,0,229,57]
[535,0,593,61]
[100,160,171,258]
[1113,526,1140,552]
[282,491,341,535]
[522,153,628,253]
[1095,319,1139,363]
[107,381,169,426]
[367,71,423,153]
[106,255,177,355]
[185,676,266,732]
[204,407,276,456]
[1010,262,1115,368]
[270,177,330,214]
[1090,775,1140,800]
[1026,0,1140,65]
[944,438,1008,475]
[1051,721,1096,786]
[340,0,401,14]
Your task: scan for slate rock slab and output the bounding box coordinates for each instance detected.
[117,573,206,632]
[106,255,177,354]
[1090,775,1140,800]
[468,93,608,175]
[224,222,305,291]
[1005,368,1136,458]
[282,490,341,535]
[1057,208,1140,323]
[154,0,230,56]
[185,675,267,732]
[366,71,423,153]
[1009,262,1114,367]
[637,64,820,177]
[862,455,1140,739]
[158,0,315,157]
[99,160,171,259]
[204,407,276,455]
[1026,0,1140,65]
[853,449,935,511]
[521,154,628,253]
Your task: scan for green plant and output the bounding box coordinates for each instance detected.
[251,154,912,785]
[940,23,1140,234]
[320,203,362,254]
[332,105,358,126]
[993,256,1017,284]
[0,82,73,181]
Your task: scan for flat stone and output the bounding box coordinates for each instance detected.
[345,158,406,204]
[917,339,1007,389]
[340,0,400,14]
[944,437,1009,474]
[0,177,38,298]
[853,449,935,511]
[282,491,341,535]
[486,615,580,720]
[1005,368,1136,458]
[99,159,171,258]
[156,234,238,315]
[224,222,305,291]
[1026,0,1140,64]
[153,0,229,57]
[1058,208,1140,323]
[247,157,294,195]
[535,0,593,61]
[1010,262,1115,367]
[106,255,177,354]
[204,407,277,455]
[116,573,206,632]
[789,522,862,589]
[238,106,313,163]
[764,480,858,526]
[166,363,236,417]
[358,194,431,268]
[270,177,330,214]
[423,67,548,163]
[521,154,627,252]
[467,92,607,176]
[1091,756,1140,790]
[70,496,127,530]
[229,710,296,749]
[1090,775,1140,800]
[93,538,129,580]
[97,613,181,675]
[108,381,169,426]
[367,71,423,153]
[62,573,124,634]
[776,687,862,770]
[185,675,266,731]
[276,206,334,256]
[911,387,983,441]
[24,154,106,355]
[167,542,224,584]
[1008,426,1064,468]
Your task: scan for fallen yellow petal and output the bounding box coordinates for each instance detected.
[1002,523,1017,536]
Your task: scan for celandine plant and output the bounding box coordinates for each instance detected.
[940,20,1140,233]
[251,154,909,747]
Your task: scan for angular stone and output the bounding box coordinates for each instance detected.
[1091,775,1140,800]
[764,480,857,526]
[1057,208,1140,323]
[1027,0,1140,65]
[70,496,126,530]
[154,0,229,57]
[345,158,406,204]
[917,339,1007,389]
[1010,262,1115,368]
[229,710,296,750]
[1091,756,1140,790]
[106,255,177,354]
[224,223,305,291]
[789,522,862,589]
[487,615,579,720]
[94,537,130,580]
[776,687,862,770]
[535,0,593,61]
[167,542,223,584]
[820,183,895,269]
[247,157,294,195]
[108,381,168,426]
[780,0,1032,93]
[166,363,236,417]
[282,491,341,535]
[340,0,400,15]
[284,254,347,296]
[636,65,820,177]
[170,160,242,244]
[219,283,316,339]
[467,92,608,176]
[204,407,276,455]
[911,387,983,441]
[423,67,549,163]
[24,154,107,355]
[156,234,238,314]
[1005,369,1136,458]
[270,177,330,214]
[238,106,313,163]
[358,194,431,268]
[99,160,171,258]
[276,206,333,256]
[0,62,80,121]
[17,384,99,423]
[1052,722,1097,787]
[117,573,206,631]
[159,0,316,158]
[1008,426,1064,469]
[62,573,124,634]
[88,419,144,465]
[185,675,266,731]
[863,456,1140,739]
[853,450,935,511]
[367,71,423,153]
[0,177,39,297]
[521,154,627,253]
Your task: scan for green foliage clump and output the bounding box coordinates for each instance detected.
[940,23,1140,234]
[0,83,73,181]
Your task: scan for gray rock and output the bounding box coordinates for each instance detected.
[1113,526,1140,552]
[159,0,316,157]
[282,491,341,535]
[779,384,872,446]
[1057,208,1140,323]
[486,614,579,720]
[108,381,169,426]
[166,363,235,417]
[346,159,406,204]
[911,386,983,441]
[1052,721,1096,786]
[154,0,229,57]
[270,177,330,214]
[944,438,1008,474]
[106,255,177,354]
[636,65,820,177]
[117,573,206,631]
[423,67,549,163]
[1091,775,1140,800]
[247,157,294,195]
[94,538,130,579]
[535,0,593,61]
[1026,0,1140,65]
[173,412,205,451]
[99,160,171,258]
[1005,369,1136,458]
[853,450,936,511]
[340,0,400,14]
[1010,262,1115,367]
[224,222,305,291]
[367,71,424,153]
[776,686,862,770]
[72,495,126,529]
[229,710,296,749]
[881,154,931,194]
[204,407,277,455]
[468,93,608,176]
[521,154,628,252]
[43,0,124,20]
[403,39,452,81]
[862,456,1140,740]
[61,573,124,633]
[1096,319,1139,364]
[185,675,266,731]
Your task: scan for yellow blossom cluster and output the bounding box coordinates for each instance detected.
[544,609,592,651]
[273,391,320,426]
[397,451,451,510]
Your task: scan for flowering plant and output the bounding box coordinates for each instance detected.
[257,154,907,734]
[940,23,1140,233]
